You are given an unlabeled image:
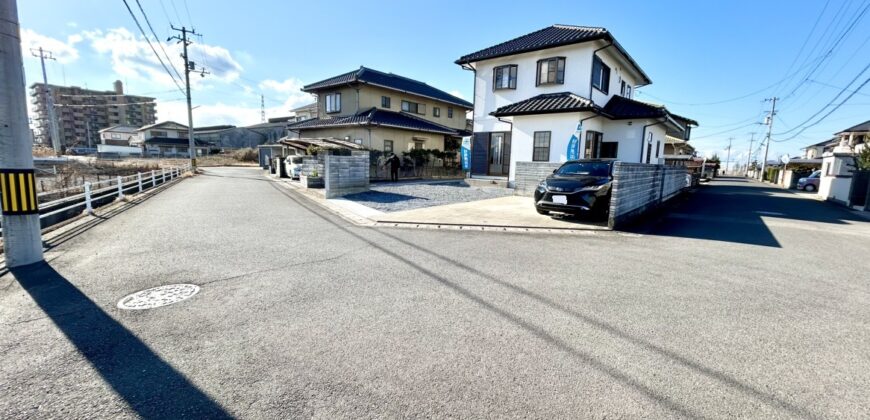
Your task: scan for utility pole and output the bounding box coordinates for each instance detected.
[724,137,733,175]
[169,26,208,169]
[260,94,266,123]
[30,47,61,155]
[759,97,777,181]
[1,0,44,267]
[745,132,756,177]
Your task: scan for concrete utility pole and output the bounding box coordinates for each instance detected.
[759,97,777,181]
[725,137,733,175]
[169,26,208,169]
[1,0,44,267]
[745,132,756,177]
[30,47,61,154]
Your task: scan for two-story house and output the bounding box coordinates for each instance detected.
[136,121,211,157]
[98,124,139,146]
[456,24,695,183]
[287,67,472,159]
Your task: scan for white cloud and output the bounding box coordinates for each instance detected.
[449,90,466,100]
[83,27,243,90]
[20,28,82,64]
[157,88,313,127]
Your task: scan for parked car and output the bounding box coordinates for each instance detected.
[797,170,821,192]
[284,156,304,179]
[534,159,615,218]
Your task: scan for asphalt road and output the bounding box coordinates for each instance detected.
[1,167,869,419]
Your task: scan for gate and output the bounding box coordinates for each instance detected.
[850,170,870,210]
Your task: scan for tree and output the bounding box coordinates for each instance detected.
[856,144,870,170]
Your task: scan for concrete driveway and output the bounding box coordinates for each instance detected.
[1,167,869,418]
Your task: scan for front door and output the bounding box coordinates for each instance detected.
[488,132,511,176]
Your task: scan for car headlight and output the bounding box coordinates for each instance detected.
[537,181,547,193]
[576,184,607,192]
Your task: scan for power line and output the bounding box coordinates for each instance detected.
[134,0,184,83]
[121,0,185,95]
[772,74,870,143]
[689,121,760,140]
[770,0,832,96]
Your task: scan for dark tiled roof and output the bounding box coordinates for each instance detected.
[490,92,597,117]
[837,119,870,133]
[456,24,652,85]
[670,113,699,127]
[287,108,461,136]
[144,137,212,146]
[302,67,472,108]
[602,96,670,120]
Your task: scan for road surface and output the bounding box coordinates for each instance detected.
[2,167,868,418]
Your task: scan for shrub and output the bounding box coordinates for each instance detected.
[231,148,257,162]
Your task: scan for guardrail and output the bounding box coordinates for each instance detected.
[1,164,192,234]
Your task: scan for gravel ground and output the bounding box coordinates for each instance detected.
[344,180,514,212]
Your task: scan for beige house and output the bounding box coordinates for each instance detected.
[287,67,472,157]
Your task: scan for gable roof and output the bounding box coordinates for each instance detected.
[455,24,652,85]
[98,124,139,133]
[137,121,188,132]
[837,119,870,134]
[302,67,472,109]
[143,137,212,147]
[287,107,462,136]
[290,102,317,112]
[491,92,597,117]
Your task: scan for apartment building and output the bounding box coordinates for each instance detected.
[30,80,157,148]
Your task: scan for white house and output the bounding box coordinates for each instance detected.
[456,24,694,183]
[98,124,139,146]
[135,121,211,157]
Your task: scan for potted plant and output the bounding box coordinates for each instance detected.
[300,167,324,189]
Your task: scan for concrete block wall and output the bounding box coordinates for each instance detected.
[514,161,562,196]
[324,151,369,198]
[300,157,324,177]
[609,162,688,229]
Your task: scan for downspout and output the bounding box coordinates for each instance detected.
[640,119,667,163]
[589,40,614,101]
[460,63,476,178]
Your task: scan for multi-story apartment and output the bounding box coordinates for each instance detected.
[456,24,697,182]
[30,80,157,148]
[287,66,472,156]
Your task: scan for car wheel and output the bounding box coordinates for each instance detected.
[804,184,815,192]
[536,208,550,215]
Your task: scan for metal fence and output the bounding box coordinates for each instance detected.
[1,164,192,235]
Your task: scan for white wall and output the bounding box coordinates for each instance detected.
[471,41,644,133]
[97,144,141,156]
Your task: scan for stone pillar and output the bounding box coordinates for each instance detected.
[818,148,856,205]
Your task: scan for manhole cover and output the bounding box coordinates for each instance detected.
[117,284,200,310]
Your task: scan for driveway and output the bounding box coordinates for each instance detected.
[2,168,869,418]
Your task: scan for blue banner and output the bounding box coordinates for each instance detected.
[461,137,471,171]
[566,122,582,160]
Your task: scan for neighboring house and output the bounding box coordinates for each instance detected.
[195,119,291,149]
[802,138,837,159]
[663,114,699,167]
[455,24,695,183]
[290,103,318,122]
[136,121,211,157]
[287,66,472,158]
[833,119,869,154]
[98,124,139,146]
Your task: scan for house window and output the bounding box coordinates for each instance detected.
[592,56,610,94]
[536,57,565,86]
[493,64,518,90]
[381,96,391,108]
[655,140,661,158]
[151,130,167,137]
[447,107,454,118]
[532,131,551,161]
[384,140,394,153]
[325,93,341,113]
[414,140,424,150]
[584,131,603,158]
[111,133,121,139]
[433,107,440,117]
[401,100,426,115]
[600,142,619,159]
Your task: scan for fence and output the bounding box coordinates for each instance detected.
[514,162,562,196]
[0,164,192,235]
[608,162,689,229]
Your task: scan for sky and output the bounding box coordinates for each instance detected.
[17,0,870,165]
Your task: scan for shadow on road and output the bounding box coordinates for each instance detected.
[639,177,866,247]
[10,262,231,419]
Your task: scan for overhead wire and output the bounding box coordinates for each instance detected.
[121,0,185,95]
[134,0,184,83]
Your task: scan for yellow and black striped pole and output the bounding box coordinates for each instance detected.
[0,169,39,215]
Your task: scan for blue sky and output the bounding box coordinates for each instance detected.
[17,0,870,164]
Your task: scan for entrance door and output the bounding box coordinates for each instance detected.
[488,132,511,176]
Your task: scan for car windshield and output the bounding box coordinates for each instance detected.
[809,170,821,178]
[291,157,304,164]
[556,162,611,177]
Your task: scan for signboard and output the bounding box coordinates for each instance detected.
[0,169,39,215]
[781,155,790,165]
[566,122,582,160]
[460,136,471,171]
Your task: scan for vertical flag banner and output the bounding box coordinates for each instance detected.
[566,122,582,160]
[461,136,471,171]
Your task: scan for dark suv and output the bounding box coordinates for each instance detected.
[534,159,614,217]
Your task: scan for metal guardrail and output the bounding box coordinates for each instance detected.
[1,164,192,234]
